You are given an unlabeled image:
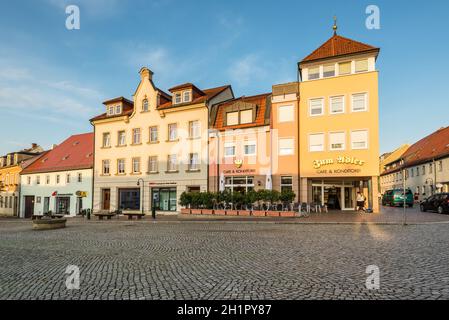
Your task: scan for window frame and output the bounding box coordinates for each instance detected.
[279,137,295,156]
[243,141,257,156]
[351,92,368,113]
[329,95,345,115]
[278,105,294,123]
[350,129,369,150]
[329,131,346,151]
[309,133,325,152]
[309,98,325,117]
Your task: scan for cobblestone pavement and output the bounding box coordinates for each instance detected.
[1,218,449,300]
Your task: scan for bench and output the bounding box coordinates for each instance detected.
[93,212,116,220]
[123,213,145,220]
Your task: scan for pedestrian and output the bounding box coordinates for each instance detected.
[356,192,366,213]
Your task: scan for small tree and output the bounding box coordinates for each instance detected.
[201,192,215,209]
[280,189,296,208]
[244,190,258,210]
[179,191,192,208]
[190,192,202,209]
[266,190,280,207]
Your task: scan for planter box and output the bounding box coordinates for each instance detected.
[32,218,67,230]
[190,209,202,215]
[180,208,191,215]
[266,211,280,217]
[238,210,251,216]
[214,210,226,216]
[226,210,238,216]
[280,211,296,217]
[201,209,214,215]
[252,210,266,217]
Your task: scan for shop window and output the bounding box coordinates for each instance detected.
[152,188,177,211]
[118,188,140,211]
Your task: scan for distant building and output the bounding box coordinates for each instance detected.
[0,143,43,216]
[20,133,94,218]
[379,144,410,194]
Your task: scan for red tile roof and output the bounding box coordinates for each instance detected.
[212,93,271,131]
[158,85,231,110]
[402,126,449,167]
[301,34,379,63]
[21,133,94,174]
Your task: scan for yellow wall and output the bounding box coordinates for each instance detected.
[299,71,380,179]
[0,165,21,193]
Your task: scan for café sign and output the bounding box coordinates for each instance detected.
[313,156,366,169]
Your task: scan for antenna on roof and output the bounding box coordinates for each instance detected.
[333,16,338,35]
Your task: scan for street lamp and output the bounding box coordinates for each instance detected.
[137,178,144,216]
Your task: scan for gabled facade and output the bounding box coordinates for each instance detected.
[298,31,380,211]
[0,143,43,216]
[379,144,410,193]
[91,67,233,214]
[20,133,94,218]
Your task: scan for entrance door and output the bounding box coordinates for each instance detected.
[24,196,34,218]
[102,189,110,210]
[343,187,355,210]
[43,197,50,214]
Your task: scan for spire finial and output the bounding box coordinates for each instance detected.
[333,16,338,35]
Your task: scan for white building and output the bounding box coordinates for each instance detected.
[20,133,94,218]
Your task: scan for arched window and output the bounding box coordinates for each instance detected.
[142,99,149,112]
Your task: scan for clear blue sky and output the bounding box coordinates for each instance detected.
[0,0,448,155]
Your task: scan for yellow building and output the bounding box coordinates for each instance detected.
[298,28,381,212]
[90,67,233,214]
[0,144,43,216]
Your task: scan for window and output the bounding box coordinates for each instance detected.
[77,173,82,183]
[132,128,141,144]
[167,155,177,172]
[36,176,40,185]
[189,121,200,139]
[279,138,294,156]
[278,105,294,122]
[56,175,60,184]
[244,141,256,156]
[174,93,182,104]
[115,105,122,114]
[107,106,114,116]
[118,131,126,146]
[188,153,199,171]
[226,112,239,126]
[118,188,140,211]
[240,110,253,124]
[142,99,149,112]
[224,143,235,157]
[351,130,368,149]
[281,176,293,192]
[132,158,140,174]
[429,163,433,174]
[355,59,368,73]
[330,96,345,114]
[308,66,319,80]
[102,133,110,147]
[152,187,177,211]
[323,64,335,78]
[416,167,420,176]
[439,161,443,172]
[66,173,71,183]
[339,61,351,75]
[329,132,346,151]
[351,93,368,112]
[422,165,426,175]
[183,91,191,103]
[149,126,158,143]
[117,159,125,174]
[102,160,110,175]
[309,133,324,152]
[168,123,177,141]
[411,169,414,178]
[46,175,50,185]
[309,98,324,116]
[148,156,158,173]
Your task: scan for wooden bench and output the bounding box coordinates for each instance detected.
[93,212,116,220]
[123,213,145,220]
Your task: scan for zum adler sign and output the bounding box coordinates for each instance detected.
[313,156,366,174]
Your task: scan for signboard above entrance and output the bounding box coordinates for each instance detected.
[313,156,366,169]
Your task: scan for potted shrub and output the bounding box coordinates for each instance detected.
[190,192,202,215]
[215,191,229,215]
[179,191,192,214]
[252,190,267,217]
[279,190,296,217]
[201,192,215,215]
[266,190,281,217]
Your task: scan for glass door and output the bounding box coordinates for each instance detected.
[343,187,354,210]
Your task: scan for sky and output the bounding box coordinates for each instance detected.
[0,0,448,155]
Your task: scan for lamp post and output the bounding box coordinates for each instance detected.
[137,178,144,216]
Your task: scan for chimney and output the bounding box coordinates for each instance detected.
[139,67,153,81]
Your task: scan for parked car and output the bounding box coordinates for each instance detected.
[382,189,414,207]
[420,193,449,214]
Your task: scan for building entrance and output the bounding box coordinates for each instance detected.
[312,181,357,211]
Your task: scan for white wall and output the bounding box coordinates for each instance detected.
[20,169,93,217]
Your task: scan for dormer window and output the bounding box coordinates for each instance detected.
[142,99,149,112]
[338,61,351,75]
[323,64,335,78]
[225,109,254,126]
[183,91,191,103]
[107,106,114,116]
[115,105,122,114]
[174,93,182,104]
[355,59,368,73]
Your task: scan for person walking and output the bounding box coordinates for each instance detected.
[356,192,366,213]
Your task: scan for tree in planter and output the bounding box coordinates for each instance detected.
[190,192,202,209]
[244,190,258,210]
[220,190,233,209]
[266,190,280,210]
[280,189,296,210]
[179,191,192,208]
[256,189,269,210]
[201,192,215,210]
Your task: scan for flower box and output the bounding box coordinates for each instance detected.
[280,211,296,217]
[191,209,202,215]
[238,210,251,216]
[266,211,280,217]
[226,210,238,216]
[201,209,214,215]
[214,210,226,216]
[251,210,266,217]
[180,208,191,215]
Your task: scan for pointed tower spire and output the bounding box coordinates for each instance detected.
[333,16,338,35]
